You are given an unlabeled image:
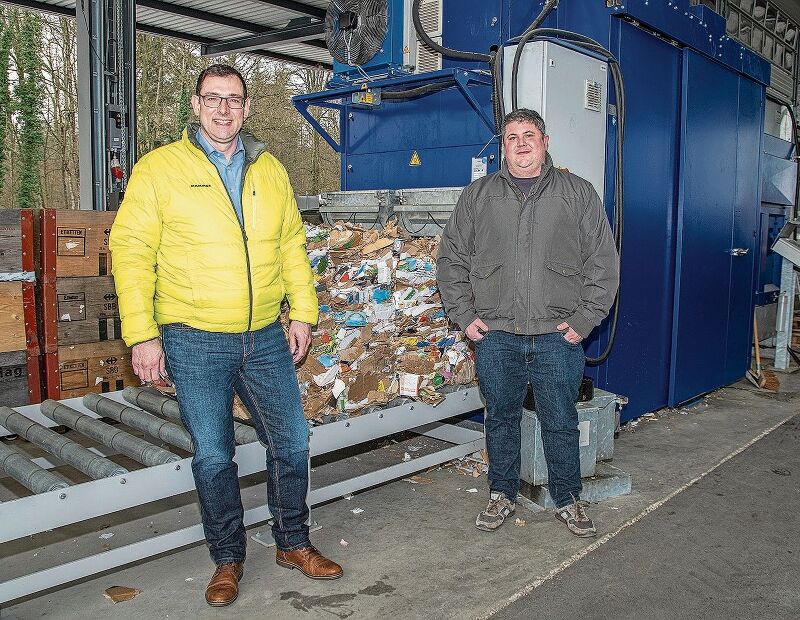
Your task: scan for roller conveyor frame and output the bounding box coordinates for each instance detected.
[0,387,485,604]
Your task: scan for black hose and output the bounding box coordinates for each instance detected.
[512,28,616,111]
[381,81,455,99]
[411,0,492,63]
[492,49,505,152]
[411,0,501,148]
[510,1,560,110]
[586,60,625,366]
[504,6,626,364]
[525,0,560,35]
[407,0,625,363]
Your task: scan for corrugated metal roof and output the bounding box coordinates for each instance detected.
[1,0,333,68]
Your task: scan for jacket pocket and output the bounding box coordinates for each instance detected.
[470,263,502,315]
[544,261,582,313]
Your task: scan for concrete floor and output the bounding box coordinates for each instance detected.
[2,373,799,619]
[496,411,800,620]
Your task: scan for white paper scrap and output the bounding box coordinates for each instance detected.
[332,379,347,399]
[399,373,420,397]
[313,365,339,387]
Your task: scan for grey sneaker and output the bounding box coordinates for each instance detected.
[475,492,515,531]
[555,499,596,537]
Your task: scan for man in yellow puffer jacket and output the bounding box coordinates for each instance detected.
[110,64,342,607]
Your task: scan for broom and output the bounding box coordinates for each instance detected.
[747,314,780,391]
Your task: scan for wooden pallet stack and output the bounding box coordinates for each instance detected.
[39,209,139,400]
[0,210,42,406]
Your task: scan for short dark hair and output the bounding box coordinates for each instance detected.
[195,64,248,99]
[501,108,546,137]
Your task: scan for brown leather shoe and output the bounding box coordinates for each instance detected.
[205,562,244,607]
[276,546,343,580]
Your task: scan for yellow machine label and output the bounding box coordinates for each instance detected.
[409,151,422,166]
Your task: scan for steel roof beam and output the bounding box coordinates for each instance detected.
[0,0,73,17]
[202,19,325,56]
[138,1,329,54]
[138,0,260,33]
[247,0,326,21]
[138,23,331,68]
[0,0,331,67]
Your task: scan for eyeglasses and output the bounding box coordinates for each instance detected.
[199,94,246,109]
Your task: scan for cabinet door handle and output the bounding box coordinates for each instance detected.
[730,248,749,256]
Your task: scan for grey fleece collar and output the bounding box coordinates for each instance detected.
[186,122,267,164]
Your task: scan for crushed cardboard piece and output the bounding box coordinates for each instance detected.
[103,586,141,603]
[367,390,390,405]
[361,238,394,255]
[232,395,251,421]
[347,372,381,403]
[329,229,355,249]
[398,353,437,375]
[289,220,477,420]
[405,475,433,485]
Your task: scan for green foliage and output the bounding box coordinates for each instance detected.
[175,80,190,142]
[0,12,340,209]
[14,12,43,209]
[0,10,13,193]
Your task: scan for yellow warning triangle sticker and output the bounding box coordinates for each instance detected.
[409,151,421,166]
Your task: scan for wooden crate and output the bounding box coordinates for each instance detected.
[0,209,35,274]
[40,209,116,279]
[40,276,120,352]
[43,340,139,400]
[0,282,38,354]
[0,350,42,407]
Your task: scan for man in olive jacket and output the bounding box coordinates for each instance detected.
[437,108,619,537]
[110,65,342,607]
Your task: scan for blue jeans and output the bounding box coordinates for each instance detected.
[161,321,310,564]
[474,330,585,508]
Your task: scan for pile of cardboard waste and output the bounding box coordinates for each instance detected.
[285,218,476,423]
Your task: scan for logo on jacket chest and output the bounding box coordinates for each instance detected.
[190,183,212,188]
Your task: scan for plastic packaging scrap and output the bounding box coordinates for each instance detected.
[451,450,489,478]
[287,218,477,423]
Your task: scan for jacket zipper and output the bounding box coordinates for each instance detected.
[504,169,551,334]
[209,161,254,332]
[240,161,255,332]
[507,180,529,333]
[189,129,266,333]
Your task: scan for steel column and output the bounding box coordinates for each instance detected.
[122,0,137,181]
[76,0,106,211]
[774,256,796,369]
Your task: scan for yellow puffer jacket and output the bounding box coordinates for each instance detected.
[110,126,318,347]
